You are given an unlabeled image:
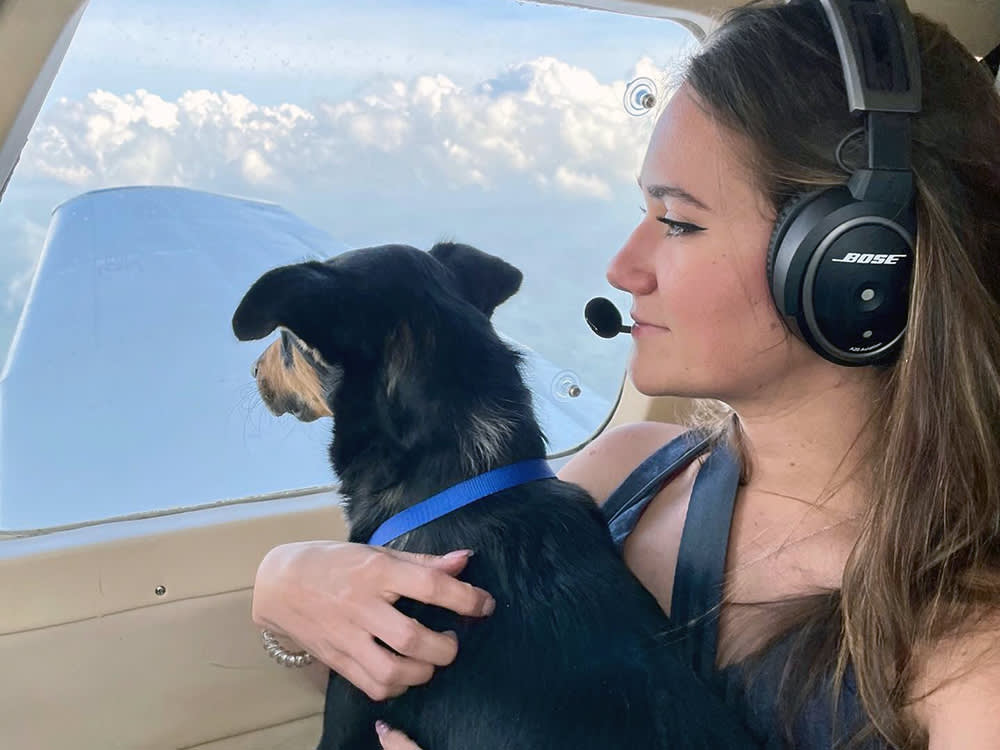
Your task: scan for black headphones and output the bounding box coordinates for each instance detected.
[767,0,922,366]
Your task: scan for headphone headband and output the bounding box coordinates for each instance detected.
[820,0,921,204]
[819,0,921,116]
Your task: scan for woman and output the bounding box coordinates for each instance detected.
[251,3,1000,748]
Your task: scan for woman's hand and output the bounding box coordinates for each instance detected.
[376,721,423,749]
[252,541,495,700]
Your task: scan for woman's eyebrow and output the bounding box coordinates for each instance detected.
[637,177,711,212]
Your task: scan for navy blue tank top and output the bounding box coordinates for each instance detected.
[601,427,884,750]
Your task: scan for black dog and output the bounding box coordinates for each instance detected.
[232,242,760,750]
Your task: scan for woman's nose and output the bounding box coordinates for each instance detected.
[607,223,655,295]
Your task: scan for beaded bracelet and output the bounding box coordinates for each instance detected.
[261,629,315,668]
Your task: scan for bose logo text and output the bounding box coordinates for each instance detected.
[830,252,907,265]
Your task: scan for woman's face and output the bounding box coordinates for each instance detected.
[607,85,817,403]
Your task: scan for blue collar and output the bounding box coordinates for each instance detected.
[367,459,555,546]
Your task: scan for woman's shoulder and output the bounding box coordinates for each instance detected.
[908,611,1000,747]
[558,421,691,505]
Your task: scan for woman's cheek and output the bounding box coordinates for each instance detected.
[664,264,737,330]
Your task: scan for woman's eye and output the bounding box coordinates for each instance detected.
[656,216,705,237]
[638,206,705,237]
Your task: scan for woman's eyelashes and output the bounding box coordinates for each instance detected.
[639,205,706,238]
[656,216,705,237]
[654,214,706,238]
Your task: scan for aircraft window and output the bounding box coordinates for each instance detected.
[0,0,696,530]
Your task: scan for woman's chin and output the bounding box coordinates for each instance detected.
[628,369,677,398]
[628,363,710,401]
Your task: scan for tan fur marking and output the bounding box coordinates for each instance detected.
[255,335,333,419]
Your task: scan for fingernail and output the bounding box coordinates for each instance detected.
[444,549,474,560]
[482,596,496,616]
[444,629,458,641]
[375,720,389,737]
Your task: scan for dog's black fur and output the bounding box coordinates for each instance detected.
[233,242,760,750]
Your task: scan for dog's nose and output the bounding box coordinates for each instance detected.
[252,360,259,379]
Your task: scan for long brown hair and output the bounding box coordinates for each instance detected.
[681,3,1000,747]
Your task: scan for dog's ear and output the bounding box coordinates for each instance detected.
[428,242,523,318]
[232,261,336,346]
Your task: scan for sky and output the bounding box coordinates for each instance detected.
[0,0,697,526]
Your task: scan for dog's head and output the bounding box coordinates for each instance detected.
[233,242,523,427]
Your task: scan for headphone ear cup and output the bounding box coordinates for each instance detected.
[766,185,915,366]
[766,191,820,312]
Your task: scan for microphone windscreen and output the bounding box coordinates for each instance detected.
[585,297,625,339]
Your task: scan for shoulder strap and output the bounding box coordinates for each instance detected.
[601,429,713,552]
[670,433,742,682]
[601,428,711,525]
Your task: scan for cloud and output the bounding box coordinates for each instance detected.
[554,166,612,200]
[20,56,660,200]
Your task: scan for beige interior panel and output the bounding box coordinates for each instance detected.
[0,493,345,629]
[0,497,345,749]
[186,716,323,750]
[1,591,324,750]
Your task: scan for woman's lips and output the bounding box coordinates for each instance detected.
[630,314,668,335]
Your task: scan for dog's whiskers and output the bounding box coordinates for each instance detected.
[226,384,262,421]
[229,383,271,443]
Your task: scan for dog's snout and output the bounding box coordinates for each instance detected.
[252,360,259,379]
